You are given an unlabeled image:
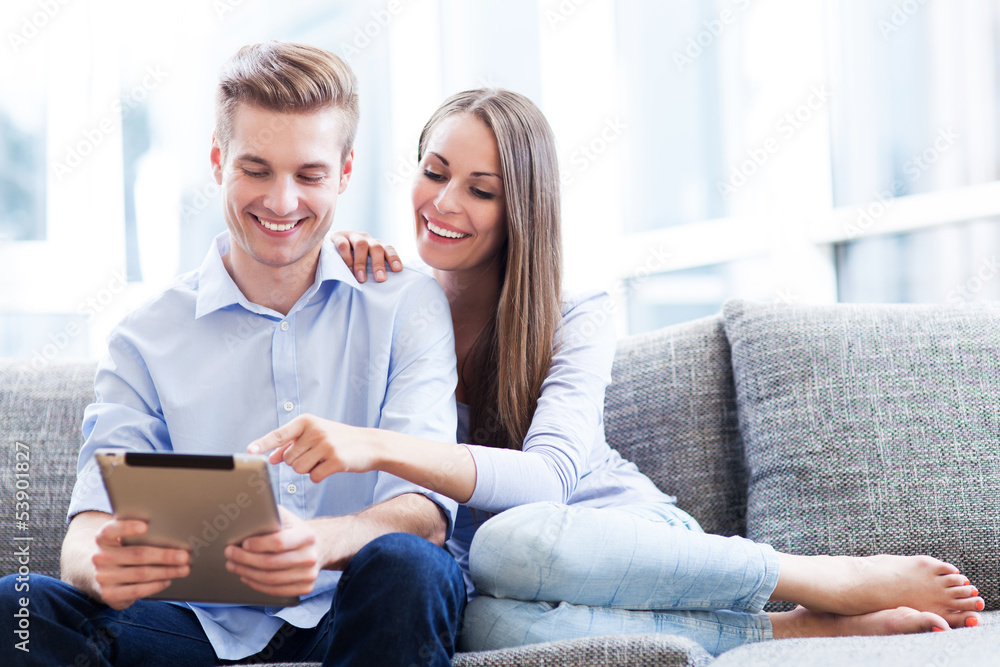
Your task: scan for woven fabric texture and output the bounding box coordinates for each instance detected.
[711,610,1000,666]
[605,315,747,537]
[0,360,97,579]
[451,633,713,667]
[723,299,1000,611]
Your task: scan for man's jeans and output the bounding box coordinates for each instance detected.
[459,501,780,656]
[1,532,465,666]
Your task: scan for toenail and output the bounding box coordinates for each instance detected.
[932,627,944,632]
[966,617,979,628]
[977,600,985,611]
[963,579,971,586]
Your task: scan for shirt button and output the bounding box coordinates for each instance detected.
[280,321,289,331]
[283,401,294,412]
[286,483,297,494]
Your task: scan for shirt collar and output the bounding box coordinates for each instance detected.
[194,231,362,319]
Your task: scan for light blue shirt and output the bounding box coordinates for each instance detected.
[446,292,674,597]
[68,232,459,660]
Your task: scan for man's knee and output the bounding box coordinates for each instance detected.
[346,533,463,600]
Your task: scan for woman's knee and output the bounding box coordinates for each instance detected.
[469,502,578,598]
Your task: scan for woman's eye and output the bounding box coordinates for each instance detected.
[423,169,445,181]
[472,188,495,200]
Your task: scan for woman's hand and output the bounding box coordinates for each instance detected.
[331,230,403,283]
[248,414,380,482]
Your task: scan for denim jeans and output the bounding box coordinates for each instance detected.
[459,501,779,656]
[1,533,465,666]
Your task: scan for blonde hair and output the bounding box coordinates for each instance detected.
[215,41,359,163]
[418,89,563,450]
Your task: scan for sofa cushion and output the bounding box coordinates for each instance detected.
[0,360,97,579]
[711,610,1000,666]
[452,633,713,667]
[723,299,1000,609]
[606,315,747,537]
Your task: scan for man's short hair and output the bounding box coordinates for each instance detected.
[215,41,359,164]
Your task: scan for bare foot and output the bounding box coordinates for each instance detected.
[772,553,983,628]
[770,605,950,640]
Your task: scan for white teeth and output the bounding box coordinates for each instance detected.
[255,215,297,232]
[426,220,469,239]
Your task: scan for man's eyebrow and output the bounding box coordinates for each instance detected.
[428,152,500,179]
[234,154,332,170]
[235,153,268,165]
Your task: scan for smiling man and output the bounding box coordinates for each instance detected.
[0,42,464,666]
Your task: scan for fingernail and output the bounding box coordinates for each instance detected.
[248,444,259,454]
[392,261,401,270]
[376,270,386,281]
[932,626,944,632]
[977,600,985,611]
[972,587,979,596]
[964,579,971,586]
[966,616,979,628]
[356,270,365,282]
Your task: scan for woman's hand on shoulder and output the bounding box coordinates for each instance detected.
[331,230,404,283]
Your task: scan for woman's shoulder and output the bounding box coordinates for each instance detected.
[559,290,613,319]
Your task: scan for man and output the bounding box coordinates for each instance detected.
[0,41,464,666]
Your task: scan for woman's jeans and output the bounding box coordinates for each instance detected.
[459,501,780,656]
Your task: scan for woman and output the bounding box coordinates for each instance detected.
[247,89,983,655]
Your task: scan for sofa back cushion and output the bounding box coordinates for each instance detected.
[1,360,96,579]
[605,315,748,538]
[723,299,1000,609]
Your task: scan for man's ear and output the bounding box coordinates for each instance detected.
[210,136,224,185]
[338,149,354,194]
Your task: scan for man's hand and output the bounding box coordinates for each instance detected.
[224,507,320,598]
[90,518,191,610]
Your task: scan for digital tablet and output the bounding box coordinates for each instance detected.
[95,448,300,607]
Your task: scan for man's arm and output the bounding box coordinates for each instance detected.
[224,493,445,597]
[61,511,190,610]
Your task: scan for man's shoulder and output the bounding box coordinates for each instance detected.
[114,269,202,333]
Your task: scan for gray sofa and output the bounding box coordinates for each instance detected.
[4,298,1000,666]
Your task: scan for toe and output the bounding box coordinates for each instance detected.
[940,573,969,588]
[948,584,979,599]
[929,558,959,575]
[942,610,981,629]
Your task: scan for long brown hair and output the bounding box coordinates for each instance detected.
[418,89,563,450]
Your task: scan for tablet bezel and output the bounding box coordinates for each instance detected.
[95,448,300,607]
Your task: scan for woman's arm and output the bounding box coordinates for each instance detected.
[249,415,477,503]
[252,293,617,512]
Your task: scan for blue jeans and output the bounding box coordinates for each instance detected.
[459,501,779,656]
[1,533,464,666]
